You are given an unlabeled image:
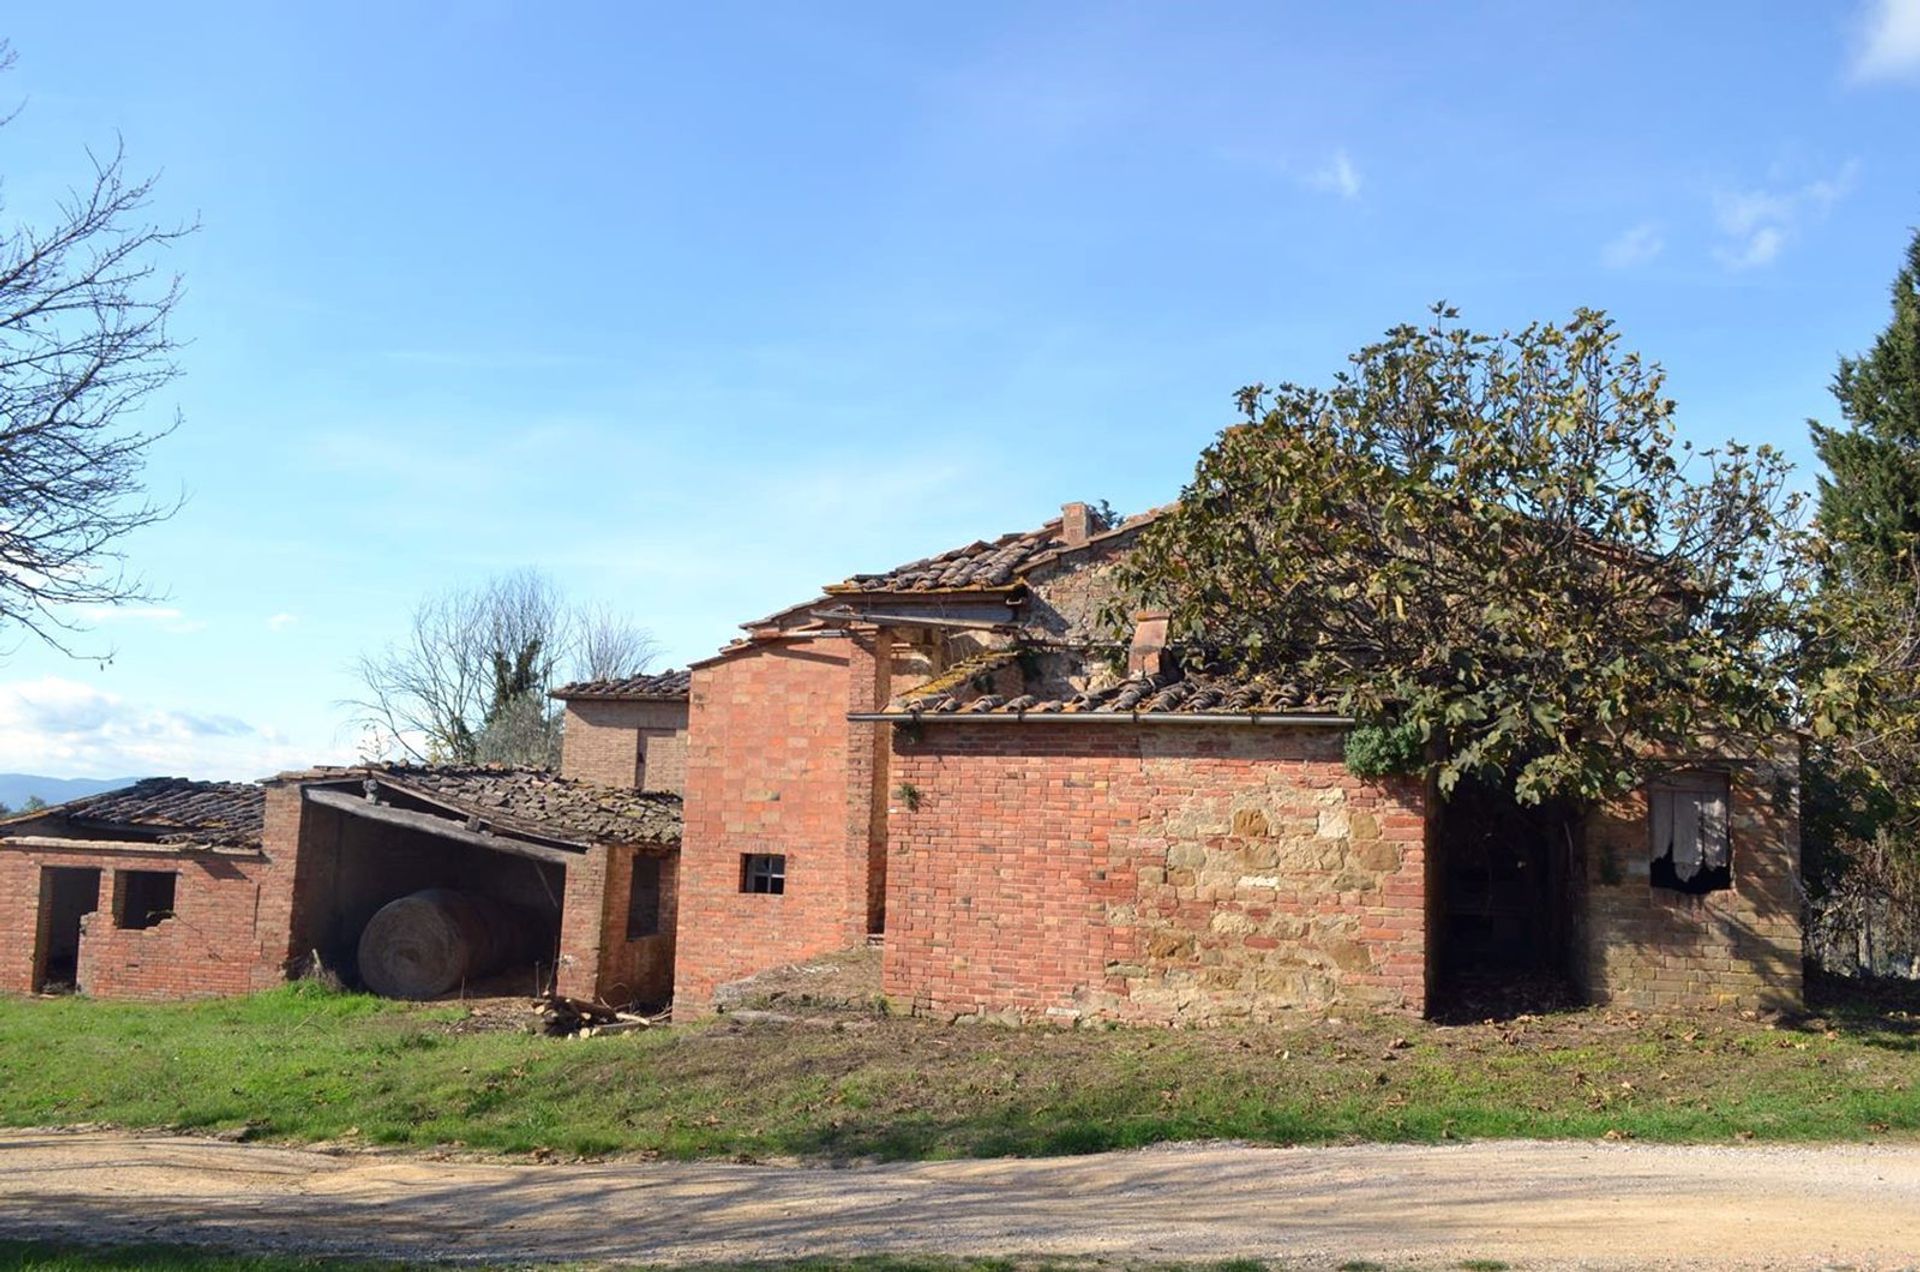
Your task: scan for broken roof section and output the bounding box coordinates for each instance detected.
[0,777,266,849]
[832,520,1073,594]
[550,668,691,702]
[727,500,1170,641]
[285,763,681,848]
[827,501,1162,597]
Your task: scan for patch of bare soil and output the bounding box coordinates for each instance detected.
[711,943,883,1015]
[3,1130,1919,1269]
[436,997,538,1035]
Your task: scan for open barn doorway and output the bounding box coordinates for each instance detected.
[33,867,101,993]
[1431,773,1579,1018]
[296,791,571,999]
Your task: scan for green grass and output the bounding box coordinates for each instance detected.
[0,1242,1289,1272]
[0,980,1916,1160]
[0,1241,405,1272]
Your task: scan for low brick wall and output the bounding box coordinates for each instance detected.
[0,844,283,999]
[1578,746,1804,1012]
[883,722,1428,1024]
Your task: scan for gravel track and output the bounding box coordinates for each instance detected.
[2,1129,1917,1268]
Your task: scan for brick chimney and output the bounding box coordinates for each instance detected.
[1128,609,1171,678]
[1060,501,1094,548]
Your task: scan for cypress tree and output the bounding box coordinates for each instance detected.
[1812,228,1920,582]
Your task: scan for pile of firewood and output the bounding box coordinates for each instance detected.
[531,994,665,1037]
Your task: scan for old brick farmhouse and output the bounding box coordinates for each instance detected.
[0,504,1803,1019]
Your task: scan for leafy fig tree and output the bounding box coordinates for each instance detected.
[1119,306,1807,806]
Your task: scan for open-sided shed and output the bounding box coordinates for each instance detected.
[280,765,681,1006]
[0,765,681,1007]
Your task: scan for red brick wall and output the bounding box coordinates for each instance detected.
[589,846,678,1008]
[560,700,690,794]
[555,843,609,1000]
[0,844,281,999]
[883,722,1428,1023]
[674,635,885,1009]
[1577,742,1803,1011]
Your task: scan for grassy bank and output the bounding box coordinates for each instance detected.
[0,981,1915,1159]
[0,1243,1298,1272]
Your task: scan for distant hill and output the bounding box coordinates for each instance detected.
[0,774,141,813]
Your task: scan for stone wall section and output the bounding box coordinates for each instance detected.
[1578,743,1803,1011]
[883,721,1427,1023]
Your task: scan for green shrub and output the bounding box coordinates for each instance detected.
[1343,720,1424,779]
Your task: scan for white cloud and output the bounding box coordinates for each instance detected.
[73,604,207,635]
[1601,223,1665,269]
[1720,225,1786,270]
[1307,150,1363,200]
[1851,0,1920,83]
[0,676,346,781]
[1711,161,1858,271]
[266,612,297,632]
[1209,144,1365,202]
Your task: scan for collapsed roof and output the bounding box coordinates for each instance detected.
[826,503,1156,596]
[289,763,682,847]
[0,778,267,849]
[0,767,684,856]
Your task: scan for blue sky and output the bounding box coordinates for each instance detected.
[0,1,1916,779]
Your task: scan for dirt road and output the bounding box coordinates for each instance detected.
[1,1129,1917,1269]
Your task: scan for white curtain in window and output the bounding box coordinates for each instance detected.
[1699,791,1730,873]
[1651,788,1675,861]
[1671,789,1704,880]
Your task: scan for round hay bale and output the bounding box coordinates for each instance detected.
[356,888,531,1000]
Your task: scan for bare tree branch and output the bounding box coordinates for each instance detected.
[575,604,659,682]
[345,570,659,769]
[0,41,193,658]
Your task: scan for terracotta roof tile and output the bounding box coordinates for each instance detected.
[315,764,682,847]
[833,521,1069,593]
[827,505,1166,596]
[896,667,1339,719]
[0,778,266,848]
[550,669,691,701]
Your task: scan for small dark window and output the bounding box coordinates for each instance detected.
[113,870,177,930]
[1649,775,1732,894]
[626,856,662,939]
[741,853,786,895]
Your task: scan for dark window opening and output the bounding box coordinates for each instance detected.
[114,870,177,929]
[741,853,786,895]
[626,856,662,939]
[1649,776,1732,895]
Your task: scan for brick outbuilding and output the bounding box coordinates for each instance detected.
[553,669,691,795]
[0,780,285,999]
[1,765,680,1005]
